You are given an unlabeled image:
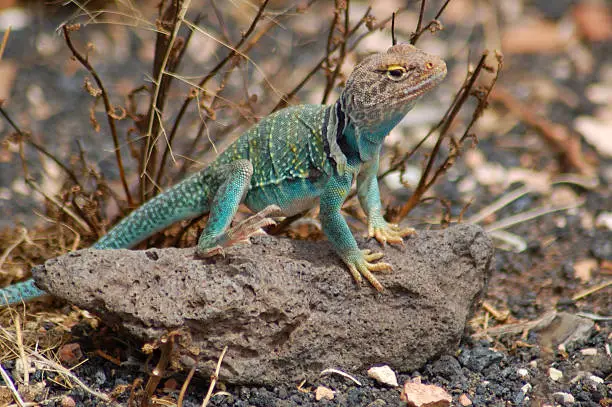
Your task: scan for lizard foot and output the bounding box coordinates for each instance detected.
[368,222,416,246]
[344,249,392,292]
[196,205,282,257]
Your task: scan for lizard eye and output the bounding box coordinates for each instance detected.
[386,67,406,81]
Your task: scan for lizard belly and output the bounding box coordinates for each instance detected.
[244,178,321,216]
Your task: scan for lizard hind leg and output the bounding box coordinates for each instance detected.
[195,160,280,258]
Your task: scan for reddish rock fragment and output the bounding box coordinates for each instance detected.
[58,343,83,365]
[400,382,452,407]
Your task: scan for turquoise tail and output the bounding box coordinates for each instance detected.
[0,279,46,305]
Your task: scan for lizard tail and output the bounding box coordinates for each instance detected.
[93,171,212,250]
[0,279,46,305]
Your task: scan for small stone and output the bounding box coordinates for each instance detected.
[400,381,452,407]
[61,396,76,407]
[580,348,597,356]
[588,375,604,384]
[529,360,538,369]
[163,378,179,391]
[368,365,399,387]
[517,368,529,378]
[595,212,612,230]
[521,383,532,394]
[549,367,563,381]
[573,258,598,282]
[58,343,83,365]
[458,394,472,406]
[553,392,575,405]
[315,386,335,401]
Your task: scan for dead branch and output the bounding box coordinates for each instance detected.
[62,25,133,207]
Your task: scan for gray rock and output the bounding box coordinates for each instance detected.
[33,224,493,385]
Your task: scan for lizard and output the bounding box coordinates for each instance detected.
[0,43,447,304]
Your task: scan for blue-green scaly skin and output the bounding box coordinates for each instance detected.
[2,44,447,304]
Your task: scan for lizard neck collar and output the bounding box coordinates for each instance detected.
[329,92,416,167]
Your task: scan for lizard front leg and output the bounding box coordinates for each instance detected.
[196,160,280,257]
[320,171,391,292]
[357,150,415,245]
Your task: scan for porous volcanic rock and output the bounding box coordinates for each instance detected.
[33,224,493,384]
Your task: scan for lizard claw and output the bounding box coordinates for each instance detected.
[344,249,393,292]
[368,222,415,246]
[196,205,281,257]
[197,245,225,258]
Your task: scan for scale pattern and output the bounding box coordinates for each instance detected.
[1,43,447,304]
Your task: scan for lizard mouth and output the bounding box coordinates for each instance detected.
[402,67,447,101]
[384,65,447,107]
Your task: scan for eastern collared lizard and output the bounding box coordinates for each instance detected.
[1,43,446,304]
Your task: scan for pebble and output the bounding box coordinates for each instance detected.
[400,382,452,407]
[588,375,604,384]
[521,383,532,394]
[595,212,612,230]
[315,386,335,401]
[549,367,563,381]
[553,392,575,405]
[580,348,597,356]
[517,368,529,378]
[368,365,399,387]
[458,394,472,406]
[61,397,76,407]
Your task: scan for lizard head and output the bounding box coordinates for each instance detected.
[341,43,447,128]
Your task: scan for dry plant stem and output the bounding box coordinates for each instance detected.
[201,346,228,407]
[410,0,452,45]
[0,106,81,187]
[177,364,197,407]
[319,368,363,386]
[491,87,596,176]
[154,13,203,187]
[0,228,28,274]
[474,310,557,338]
[176,13,273,176]
[141,0,192,200]
[0,362,26,406]
[62,25,133,207]
[394,52,490,222]
[572,280,612,301]
[142,335,175,407]
[321,0,350,104]
[25,178,92,233]
[30,352,111,402]
[272,5,374,112]
[0,26,10,60]
[164,0,271,169]
[15,314,28,385]
[484,198,585,232]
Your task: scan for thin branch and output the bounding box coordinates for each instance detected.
[321,0,350,104]
[62,25,133,206]
[154,13,203,187]
[0,362,26,407]
[410,0,452,45]
[141,0,192,200]
[0,105,81,187]
[272,5,374,112]
[164,0,271,167]
[201,346,228,407]
[394,51,491,221]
